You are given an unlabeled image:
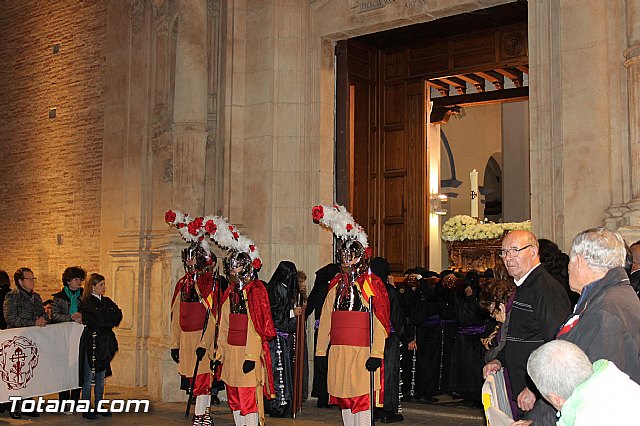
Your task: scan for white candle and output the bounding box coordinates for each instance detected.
[470,169,479,218]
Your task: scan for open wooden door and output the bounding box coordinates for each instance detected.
[336,40,428,273]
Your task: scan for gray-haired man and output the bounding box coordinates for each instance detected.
[513,340,640,426]
[557,227,640,384]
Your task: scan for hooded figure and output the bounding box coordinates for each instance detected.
[265,261,299,417]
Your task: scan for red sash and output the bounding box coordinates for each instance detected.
[228,313,249,346]
[179,301,207,332]
[330,311,369,347]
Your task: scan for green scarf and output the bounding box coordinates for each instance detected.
[64,286,81,315]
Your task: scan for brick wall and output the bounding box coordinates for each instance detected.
[0,0,106,299]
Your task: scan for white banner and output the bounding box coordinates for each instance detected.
[0,322,84,402]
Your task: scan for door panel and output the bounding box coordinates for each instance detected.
[335,40,428,273]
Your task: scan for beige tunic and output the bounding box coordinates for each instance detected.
[170,298,213,376]
[316,285,387,398]
[215,292,266,388]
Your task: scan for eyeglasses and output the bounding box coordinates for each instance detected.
[499,245,531,258]
[22,277,37,281]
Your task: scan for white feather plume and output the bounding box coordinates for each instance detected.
[312,204,368,248]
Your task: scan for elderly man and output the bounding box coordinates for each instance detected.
[557,227,640,383]
[4,267,47,328]
[483,230,570,420]
[514,340,640,426]
[3,267,47,419]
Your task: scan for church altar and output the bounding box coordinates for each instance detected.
[442,215,531,273]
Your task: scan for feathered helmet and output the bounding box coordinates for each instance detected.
[165,210,217,272]
[205,216,262,279]
[165,210,262,276]
[312,204,372,272]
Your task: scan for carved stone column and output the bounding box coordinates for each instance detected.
[172,0,208,213]
[626,0,640,199]
[618,0,640,241]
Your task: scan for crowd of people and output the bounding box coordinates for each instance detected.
[4,207,640,426]
[0,266,122,420]
[164,209,640,426]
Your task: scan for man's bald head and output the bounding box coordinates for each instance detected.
[501,230,540,281]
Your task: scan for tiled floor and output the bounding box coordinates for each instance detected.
[0,386,486,425]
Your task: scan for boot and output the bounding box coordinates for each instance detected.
[193,414,204,426]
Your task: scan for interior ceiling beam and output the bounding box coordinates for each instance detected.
[457,74,486,92]
[495,68,524,87]
[474,71,504,90]
[516,65,529,74]
[430,86,529,123]
[436,76,467,95]
[427,80,451,97]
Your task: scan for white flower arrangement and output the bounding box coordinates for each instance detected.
[441,214,532,242]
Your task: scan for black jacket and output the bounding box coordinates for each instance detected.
[268,281,296,333]
[79,295,122,385]
[0,285,10,329]
[501,265,570,396]
[51,288,83,323]
[306,264,340,321]
[558,267,640,384]
[385,283,413,344]
[629,269,640,298]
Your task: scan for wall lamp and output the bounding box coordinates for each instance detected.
[430,194,448,215]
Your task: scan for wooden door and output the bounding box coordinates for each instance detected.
[379,54,428,273]
[336,41,428,273]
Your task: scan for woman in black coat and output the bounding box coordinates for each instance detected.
[79,273,122,419]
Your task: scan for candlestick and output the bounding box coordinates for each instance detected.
[470,169,479,218]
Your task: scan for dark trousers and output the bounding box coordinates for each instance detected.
[311,329,329,404]
[58,388,81,402]
[383,334,401,416]
[438,322,457,395]
[415,325,441,397]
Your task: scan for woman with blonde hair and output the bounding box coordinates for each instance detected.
[79,273,122,419]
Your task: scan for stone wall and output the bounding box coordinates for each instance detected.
[0,0,106,296]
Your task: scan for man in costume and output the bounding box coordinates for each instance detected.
[205,219,276,426]
[166,210,223,426]
[306,262,341,408]
[313,204,391,426]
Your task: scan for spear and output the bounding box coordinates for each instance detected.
[369,295,375,426]
[292,291,306,418]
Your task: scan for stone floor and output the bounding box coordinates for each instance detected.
[0,386,486,425]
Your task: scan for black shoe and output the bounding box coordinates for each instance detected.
[9,410,21,419]
[317,399,329,408]
[21,410,39,417]
[82,412,98,420]
[417,396,439,404]
[99,411,112,417]
[211,395,221,405]
[382,413,405,423]
[373,408,383,421]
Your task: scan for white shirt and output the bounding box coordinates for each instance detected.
[514,263,541,287]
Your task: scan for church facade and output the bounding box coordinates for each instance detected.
[0,0,639,401]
